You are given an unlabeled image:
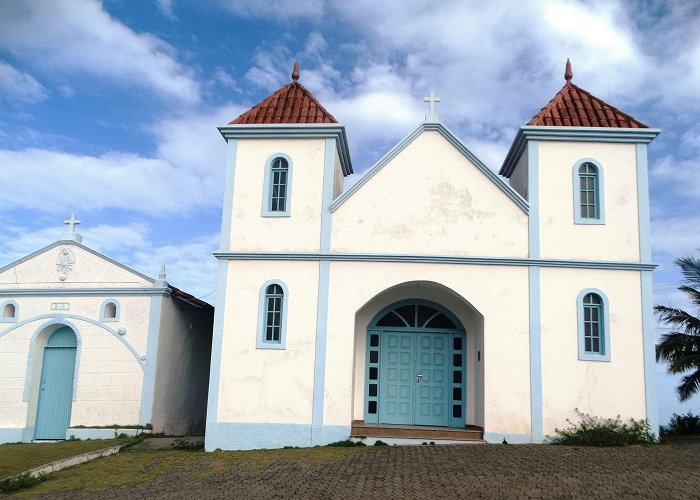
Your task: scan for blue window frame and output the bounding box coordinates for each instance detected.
[257,280,289,349]
[1,300,18,322]
[577,289,611,361]
[572,159,605,224]
[262,154,293,217]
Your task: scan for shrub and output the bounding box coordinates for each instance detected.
[325,440,366,447]
[666,412,700,436]
[170,438,204,451]
[0,473,45,493]
[550,409,655,446]
[373,440,388,446]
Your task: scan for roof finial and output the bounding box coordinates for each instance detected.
[564,58,572,83]
[292,61,300,82]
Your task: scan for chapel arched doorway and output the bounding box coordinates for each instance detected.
[364,300,466,428]
[34,327,77,440]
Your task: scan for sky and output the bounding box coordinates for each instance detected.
[0,0,698,425]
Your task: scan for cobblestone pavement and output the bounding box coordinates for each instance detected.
[29,442,700,499]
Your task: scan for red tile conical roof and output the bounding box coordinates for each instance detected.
[229,61,338,125]
[528,59,647,128]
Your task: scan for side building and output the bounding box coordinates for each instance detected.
[0,217,214,442]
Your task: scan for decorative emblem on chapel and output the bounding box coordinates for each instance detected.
[61,213,83,243]
[424,91,441,123]
[56,248,75,281]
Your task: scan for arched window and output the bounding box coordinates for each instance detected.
[1,301,18,322]
[262,155,292,216]
[577,289,610,361]
[257,281,288,349]
[100,299,120,322]
[573,159,605,224]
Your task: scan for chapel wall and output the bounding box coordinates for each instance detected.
[539,267,646,436]
[537,141,640,262]
[331,131,529,257]
[228,138,327,253]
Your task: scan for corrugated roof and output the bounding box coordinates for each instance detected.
[229,61,338,125]
[528,59,648,128]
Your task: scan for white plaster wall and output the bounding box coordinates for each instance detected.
[229,138,326,252]
[332,131,528,257]
[151,296,213,435]
[216,260,319,424]
[0,244,152,289]
[539,268,646,435]
[324,261,531,435]
[538,141,640,261]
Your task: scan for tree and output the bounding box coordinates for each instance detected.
[655,255,700,401]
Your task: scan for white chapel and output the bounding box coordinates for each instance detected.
[205,60,659,450]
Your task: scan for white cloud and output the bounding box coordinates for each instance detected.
[0,0,200,103]
[156,0,177,20]
[0,60,48,103]
[218,0,326,21]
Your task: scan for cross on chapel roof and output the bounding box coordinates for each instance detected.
[61,213,83,243]
[424,91,441,123]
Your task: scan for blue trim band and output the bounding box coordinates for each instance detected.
[636,144,651,262]
[0,287,171,297]
[213,252,656,271]
[219,138,237,251]
[204,259,229,447]
[528,266,543,442]
[204,422,350,451]
[139,295,163,425]
[528,141,540,258]
[331,122,527,213]
[501,126,660,177]
[218,124,353,176]
[640,271,658,435]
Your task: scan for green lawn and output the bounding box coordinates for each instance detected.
[10,446,375,497]
[0,438,130,479]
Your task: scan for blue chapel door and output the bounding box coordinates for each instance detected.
[378,331,451,427]
[35,327,77,440]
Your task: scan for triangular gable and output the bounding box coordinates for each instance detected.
[0,240,155,286]
[331,122,528,213]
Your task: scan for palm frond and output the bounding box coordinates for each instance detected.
[678,285,700,308]
[656,332,700,362]
[677,369,700,401]
[653,306,700,333]
[676,256,700,288]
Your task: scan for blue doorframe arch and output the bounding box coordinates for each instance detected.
[365,300,467,428]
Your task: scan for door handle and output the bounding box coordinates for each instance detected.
[416,372,423,383]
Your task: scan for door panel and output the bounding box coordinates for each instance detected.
[35,346,76,440]
[414,333,449,426]
[380,332,414,424]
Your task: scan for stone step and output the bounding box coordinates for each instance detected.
[350,420,484,441]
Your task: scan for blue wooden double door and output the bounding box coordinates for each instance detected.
[366,302,466,428]
[34,327,77,440]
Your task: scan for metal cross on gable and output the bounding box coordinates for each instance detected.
[64,213,81,232]
[424,91,441,123]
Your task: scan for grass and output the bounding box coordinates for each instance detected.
[10,445,379,496]
[0,438,131,479]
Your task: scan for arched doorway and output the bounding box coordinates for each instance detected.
[34,327,77,440]
[364,300,466,428]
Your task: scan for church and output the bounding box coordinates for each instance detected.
[0,218,214,442]
[204,60,660,450]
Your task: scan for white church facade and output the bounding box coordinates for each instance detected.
[205,60,660,450]
[0,218,214,443]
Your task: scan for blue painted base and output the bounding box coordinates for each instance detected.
[0,427,25,444]
[483,432,534,444]
[67,428,149,440]
[205,422,350,451]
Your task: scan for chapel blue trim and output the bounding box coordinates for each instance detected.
[204,422,350,451]
[1,300,18,322]
[528,141,540,258]
[213,252,656,271]
[636,144,652,262]
[528,266,544,442]
[640,271,658,436]
[572,158,606,225]
[261,153,293,217]
[139,294,164,425]
[500,126,660,178]
[0,287,171,297]
[256,280,289,350]
[99,298,120,322]
[218,138,238,252]
[204,260,230,448]
[331,122,528,213]
[218,124,353,176]
[576,288,611,362]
